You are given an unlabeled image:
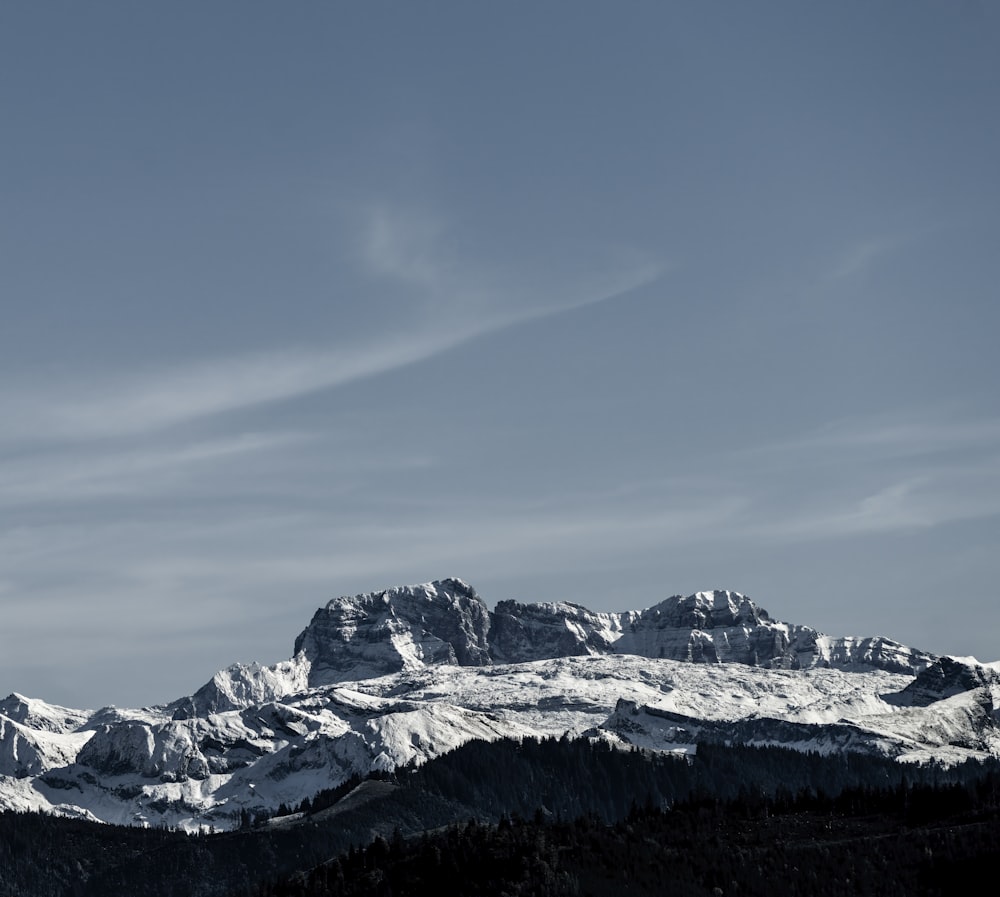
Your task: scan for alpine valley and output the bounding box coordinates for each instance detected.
[3,577,999,835]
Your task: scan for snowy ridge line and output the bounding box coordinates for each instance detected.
[2,578,999,831]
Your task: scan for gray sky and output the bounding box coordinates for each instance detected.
[2,2,998,709]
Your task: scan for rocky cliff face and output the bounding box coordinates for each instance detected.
[886,656,1000,707]
[288,582,934,680]
[488,600,632,663]
[293,578,493,685]
[611,591,936,673]
[614,590,804,666]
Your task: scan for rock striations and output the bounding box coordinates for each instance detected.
[295,578,493,684]
[284,579,935,685]
[1,578,997,831]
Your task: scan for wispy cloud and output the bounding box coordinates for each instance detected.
[828,223,944,281]
[756,479,930,539]
[0,206,663,443]
[753,466,1000,541]
[0,432,308,505]
[732,411,1000,540]
[831,235,906,279]
[362,205,453,294]
[739,411,1000,462]
[358,202,666,339]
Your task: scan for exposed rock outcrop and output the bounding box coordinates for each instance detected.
[885,656,1000,707]
[286,582,936,683]
[293,578,492,685]
[488,600,631,663]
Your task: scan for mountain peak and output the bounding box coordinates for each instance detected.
[319,577,484,613]
[645,590,766,629]
[0,577,968,833]
[288,579,933,684]
[167,579,940,721]
[0,692,90,734]
[295,578,492,685]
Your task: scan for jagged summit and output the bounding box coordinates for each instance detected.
[650,590,769,627]
[167,580,941,723]
[173,579,491,718]
[317,577,483,612]
[0,693,90,734]
[294,578,493,685]
[3,576,995,832]
[284,580,934,686]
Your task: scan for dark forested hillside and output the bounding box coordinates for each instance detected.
[255,776,1000,897]
[2,739,999,897]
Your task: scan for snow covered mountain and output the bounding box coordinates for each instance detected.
[170,578,934,719]
[2,578,998,831]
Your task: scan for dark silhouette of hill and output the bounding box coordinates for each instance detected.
[3,738,999,897]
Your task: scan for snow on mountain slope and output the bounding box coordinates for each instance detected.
[0,715,93,778]
[0,694,91,734]
[285,579,936,689]
[171,657,311,719]
[1,579,997,830]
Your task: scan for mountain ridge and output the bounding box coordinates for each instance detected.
[289,578,937,688]
[174,577,937,719]
[2,577,997,830]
